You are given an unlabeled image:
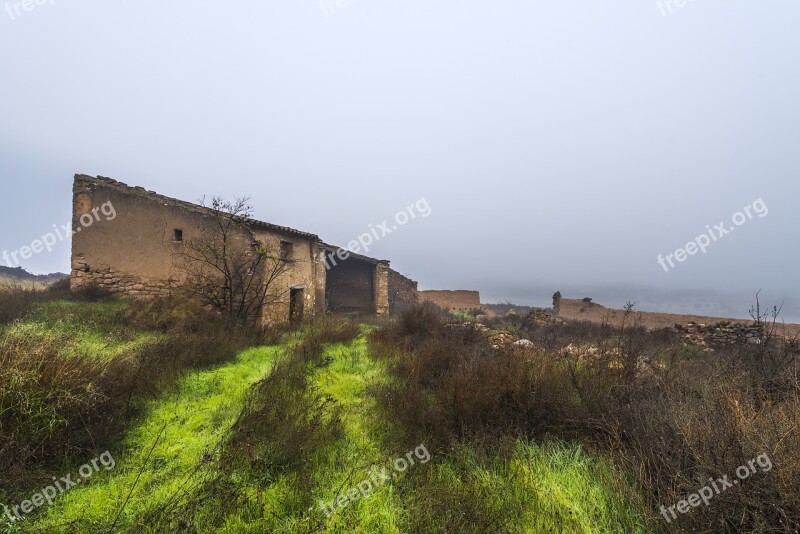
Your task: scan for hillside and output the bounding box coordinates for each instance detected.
[0,266,67,285]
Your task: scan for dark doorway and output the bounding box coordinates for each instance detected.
[325,257,375,314]
[290,288,304,325]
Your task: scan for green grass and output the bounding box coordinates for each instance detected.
[401,440,649,533]
[201,335,649,533]
[8,322,650,533]
[1,300,158,361]
[17,346,281,533]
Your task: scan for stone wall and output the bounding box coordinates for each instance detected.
[388,269,418,314]
[675,321,765,347]
[375,262,390,316]
[419,290,482,312]
[71,264,176,298]
[250,227,320,323]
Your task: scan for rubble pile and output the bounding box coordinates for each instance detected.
[526,309,565,326]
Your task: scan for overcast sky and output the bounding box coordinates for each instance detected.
[2,1,798,319]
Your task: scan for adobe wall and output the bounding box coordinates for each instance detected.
[388,269,418,314]
[71,175,210,297]
[250,228,322,324]
[71,174,400,321]
[419,290,482,312]
[71,175,320,323]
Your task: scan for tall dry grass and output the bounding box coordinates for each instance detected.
[370,305,800,532]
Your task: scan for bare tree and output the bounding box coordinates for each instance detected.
[176,196,291,326]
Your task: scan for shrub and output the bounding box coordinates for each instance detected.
[370,305,580,446]
[0,331,113,486]
[304,315,361,346]
[370,304,800,532]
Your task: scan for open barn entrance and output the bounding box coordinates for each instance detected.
[325,255,376,314]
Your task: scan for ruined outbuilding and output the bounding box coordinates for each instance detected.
[70,174,417,323]
[419,290,485,314]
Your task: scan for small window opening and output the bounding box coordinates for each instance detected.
[280,240,294,261]
[173,229,183,242]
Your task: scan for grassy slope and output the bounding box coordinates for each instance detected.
[13,323,648,533]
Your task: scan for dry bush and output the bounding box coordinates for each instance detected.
[600,343,800,532]
[70,281,115,303]
[0,283,40,324]
[304,314,361,346]
[0,279,112,325]
[0,332,113,485]
[370,305,581,447]
[371,304,800,532]
[0,280,67,324]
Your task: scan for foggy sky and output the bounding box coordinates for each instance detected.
[2,1,799,320]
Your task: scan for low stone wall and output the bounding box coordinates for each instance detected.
[71,260,173,298]
[675,321,764,347]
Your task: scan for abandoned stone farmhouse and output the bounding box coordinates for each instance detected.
[70,174,419,323]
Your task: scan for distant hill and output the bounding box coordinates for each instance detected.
[0,266,68,285]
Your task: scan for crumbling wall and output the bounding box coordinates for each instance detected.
[314,245,328,316]
[70,175,320,325]
[70,175,204,296]
[419,290,482,312]
[375,262,390,316]
[388,269,418,314]
[71,174,403,321]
